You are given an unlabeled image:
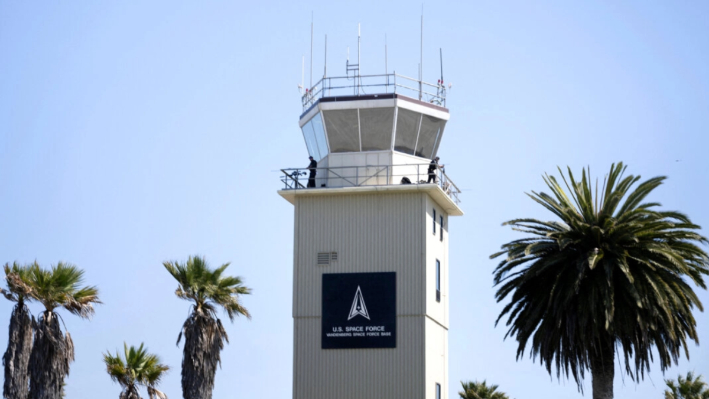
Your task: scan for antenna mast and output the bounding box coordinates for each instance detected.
[299,56,304,94]
[310,12,314,90]
[419,5,423,100]
[385,34,388,93]
[385,34,388,75]
[345,24,361,95]
[358,23,361,94]
[439,48,443,83]
[324,35,327,79]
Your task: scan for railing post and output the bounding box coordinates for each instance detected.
[356,167,359,186]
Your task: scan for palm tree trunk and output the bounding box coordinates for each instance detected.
[119,385,141,399]
[590,335,615,399]
[28,312,74,399]
[3,302,33,399]
[180,310,227,399]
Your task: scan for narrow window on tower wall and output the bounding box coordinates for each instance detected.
[436,383,441,399]
[433,208,436,235]
[436,259,441,303]
[440,215,444,241]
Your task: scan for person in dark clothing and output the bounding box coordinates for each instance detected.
[427,156,443,183]
[307,156,317,188]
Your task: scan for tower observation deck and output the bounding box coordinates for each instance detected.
[279,72,462,215]
[278,38,463,399]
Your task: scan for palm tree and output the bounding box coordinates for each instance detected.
[26,262,100,399]
[491,163,709,399]
[459,380,510,399]
[665,372,709,399]
[1,262,36,399]
[104,343,169,399]
[164,255,251,399]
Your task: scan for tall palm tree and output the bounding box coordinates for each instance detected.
[164,255,251,399]
[26,262,100,399]
[459,380,510,399]
[491,163,709,399]
[665,372,709,399]
[1,262,36,399]
[104,343,169,399]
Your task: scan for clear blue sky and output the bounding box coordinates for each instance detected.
[1,1,708,398]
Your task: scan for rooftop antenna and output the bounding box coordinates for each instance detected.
[310,12,314,90]
[298,55,304,94]
[358,23,361,94]
[385,34,388,93]
[438,48,444,105]
[324,34,327,79]
[345,25,361,95]
[439,48,443,83]
[385,34,388,74]
[419,4,423,100]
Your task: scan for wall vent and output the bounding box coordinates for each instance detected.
[317,252,338,266]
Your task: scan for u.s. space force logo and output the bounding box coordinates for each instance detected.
[348,286,370,320]
[322,272,396,349]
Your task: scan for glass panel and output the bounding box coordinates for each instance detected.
[301,121,320,160]
[436,260,440,290]
[359,108,394,151]
[310,113,329,158]
[306,121,321,160]
[430,120,447,159]
[323,109,360,153]
[440,215,444,241]
[414,115,446,159]
[394,108,420,155]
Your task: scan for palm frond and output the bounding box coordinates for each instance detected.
[664,371,709,399]
[165,255,251,399]
[459,380,510,399]
[104,342,169,399]
[492,163,709,395]
[27,262,101,317]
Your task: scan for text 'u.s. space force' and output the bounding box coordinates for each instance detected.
[327,326,392,337]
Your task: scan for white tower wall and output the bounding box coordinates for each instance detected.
[284,188,453,399]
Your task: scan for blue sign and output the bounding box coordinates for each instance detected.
[322,272,396,349]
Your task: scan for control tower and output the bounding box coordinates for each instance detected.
[278,36,463,399]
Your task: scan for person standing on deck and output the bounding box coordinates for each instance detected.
[427,156,443,184]
[307,156,318,188]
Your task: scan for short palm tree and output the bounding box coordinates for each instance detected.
[164,255,251,399]
[26,262,100,399]
[665,372,709,399]
[1,262,36,399]
[459,380,510,399]
[104,343,169,399]
[491,163,709,399]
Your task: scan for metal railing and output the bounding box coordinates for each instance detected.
[301,73,447,111]
[280,163,461,204]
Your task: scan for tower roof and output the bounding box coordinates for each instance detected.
[299,73,449,163]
